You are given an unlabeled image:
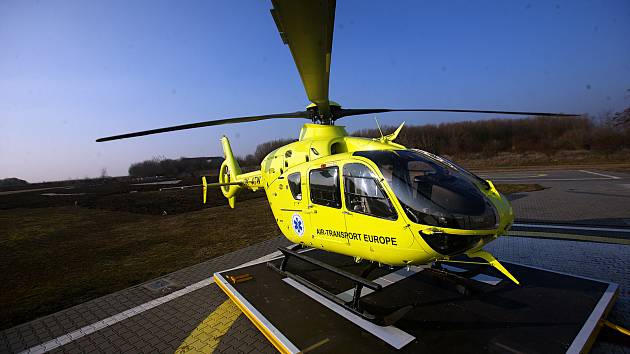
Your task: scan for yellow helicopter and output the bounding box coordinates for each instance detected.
[98,0,576,290]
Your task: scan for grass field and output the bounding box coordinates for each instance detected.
[0,182,541,330]
[457,150,630,171]
[0,195,279,330]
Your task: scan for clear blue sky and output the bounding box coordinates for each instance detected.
[1,1,629,182]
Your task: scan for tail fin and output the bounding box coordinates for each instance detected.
[379,121,405,143]
[219,136,242,208]
[202,176,207,204]
[200,136,262,208]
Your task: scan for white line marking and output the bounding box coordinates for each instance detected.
[492,177,611,181]
[579,170,620,179]
[283,278,415,350]
[19,278,215,354]
[132,179,182,186]
[0,186,73,196]
[567,283,618,354]
[490,169,623,182]
[159,184,202,191]
[513,223,630,233]
[19,248,291,354]
[441,265,503,285]
[507,231,630,245]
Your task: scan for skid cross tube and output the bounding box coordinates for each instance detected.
[268,248,384,323]
[278,248,382,291]
[352,261,379,311]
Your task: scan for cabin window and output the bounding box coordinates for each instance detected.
[330,142,347,155]
[343,163,397,220]
[309,167,341,208]
[288,172,302,200]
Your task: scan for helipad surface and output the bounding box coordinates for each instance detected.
[2,234,629,354]
[215,248,618,353]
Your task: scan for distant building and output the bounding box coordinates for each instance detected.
[180,156,224,168]
[180,156,225,177]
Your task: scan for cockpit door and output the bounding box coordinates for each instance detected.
[306,165,348,249]
[341,162,415,264]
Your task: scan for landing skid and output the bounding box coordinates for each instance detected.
[269,247,510,325]
[267,247,410,326]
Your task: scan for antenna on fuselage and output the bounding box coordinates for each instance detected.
[375,117,384,139]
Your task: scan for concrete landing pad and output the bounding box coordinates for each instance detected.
[215,249,619,354]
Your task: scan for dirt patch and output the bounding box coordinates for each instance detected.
[0,176,265,215]
[495,183,546,194]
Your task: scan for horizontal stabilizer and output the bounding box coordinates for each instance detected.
[202,176,243,204]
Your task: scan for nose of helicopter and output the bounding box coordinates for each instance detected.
[413,194,514,257]
[417,229,496,257]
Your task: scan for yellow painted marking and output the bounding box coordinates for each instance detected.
[507,231,630,245]
[300,338,330,353]
[603,320,630,336]
[175,299,242,353]
[214,274,293,354]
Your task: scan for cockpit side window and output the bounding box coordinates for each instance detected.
[309,167,341,208]
[287,172,302,200]
[343,163,397,220]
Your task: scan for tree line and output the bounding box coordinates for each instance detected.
[128,109,629,176]
[127,140,295,177]
[128,157,223,177]
[236,138,297,167]
[354,113,629,156]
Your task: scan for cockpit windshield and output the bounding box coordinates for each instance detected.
[354,150,497,230]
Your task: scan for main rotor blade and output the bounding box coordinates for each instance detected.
[336,108,579,120]
[271,0,336,116]
[96,111,309,142]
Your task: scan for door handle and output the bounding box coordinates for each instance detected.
[342,211,352,215]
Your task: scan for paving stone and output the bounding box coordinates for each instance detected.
[47,347,65,354]
[219,347,243,354]
[507,174,630,225]
[64,345,84,354]
[20,333,38,347]
[94,340,115,352]
[7,340,24,354]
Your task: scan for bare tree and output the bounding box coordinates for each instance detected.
[612,107,630,128]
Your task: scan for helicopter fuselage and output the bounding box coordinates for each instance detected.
[221,123,514,267]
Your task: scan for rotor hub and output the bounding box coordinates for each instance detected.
[306,102,342,125]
